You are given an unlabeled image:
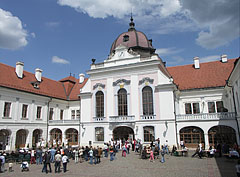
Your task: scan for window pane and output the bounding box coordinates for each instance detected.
[60,110,64,120]
[96,91,104,117]
[37,106,42,119]
[216,101,224,112]
[4,102,11,117]
[95,127,104,141]
[118,89,127,116]
[208,102,215,113]
[49,108,54,120]
[144,126,154,142]
[22,104,28,118]
[193,103,200,114]
[71,110,75,119]
[185,103,192,114]
[142,86,154,115]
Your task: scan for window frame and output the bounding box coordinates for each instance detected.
[185,102,200,114]
[49,108,54,120]
[142,86,154,115]
[143,126,155,142]
[22,104,28,119]
[118,88,128,116]
[3,102,11,117]
[95,91,104,117]
[36,106,42,119]
[95,127,104,142]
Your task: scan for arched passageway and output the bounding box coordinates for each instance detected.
[16,129,28,148]
[180,126,205,148]
[0,129,11,150]
[113,126,134,142]
[65,128,78,146]
[32,129,42,148]
[208,125,237,147]
[50,128,62,146]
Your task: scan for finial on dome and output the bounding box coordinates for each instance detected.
[128,12,135,31]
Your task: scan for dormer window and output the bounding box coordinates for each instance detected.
[123,35,129,42]
[31,81,40,89]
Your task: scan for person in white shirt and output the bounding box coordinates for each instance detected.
[62,154,68,173]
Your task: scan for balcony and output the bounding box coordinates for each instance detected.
[48,119,80,124]
[93,117,105,122]
[141,115,156,120]
[109,115,135,122]
[176,112,236,121]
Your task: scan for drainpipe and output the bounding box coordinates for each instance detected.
[46,97,52,145]
[173,91,179,149]
[78,96,81,147]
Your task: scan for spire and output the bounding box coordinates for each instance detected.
[128,13,135,31]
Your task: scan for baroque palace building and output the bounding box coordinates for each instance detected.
[0,18,239,151]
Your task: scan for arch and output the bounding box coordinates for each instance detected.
[0,129,11,150]
[113,126,134,141]
[142,86,154,115]
[143,126,155,142]
[32,129,43,148]
[50,128,62,144]
[95,91,104,117]
[65,128,78,146]
[16,129,28,148]
[180,126,205,148]
[118,88,128,116]
[208,125,237,147]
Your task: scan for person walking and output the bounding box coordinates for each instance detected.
[79,147,84,163]
[54,151,61,173]
[62,154,68,173]
[110,146,114,161]
[42,151,52,173]
[0,153,5,173]
[30,149,35,164]
[149,149,154,162]
[161,146,166,163]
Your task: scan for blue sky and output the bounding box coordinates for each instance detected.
[0,0,239,81]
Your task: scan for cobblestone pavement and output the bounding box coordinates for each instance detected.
[0,151,237,177]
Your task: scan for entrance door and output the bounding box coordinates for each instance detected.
[113,126,134,141]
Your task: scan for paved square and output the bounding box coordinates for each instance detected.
[1,151,237,177]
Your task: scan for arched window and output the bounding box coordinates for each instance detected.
[208,125,236,146]
[66,128,78,145]
[96,91,104,117]
[144,126,155,142]
[118,88,128,116]
[142,86,154,115]
[95,127,104,141]
[180,126,204,148]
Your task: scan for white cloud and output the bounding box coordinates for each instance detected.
[31,32,36,38]
[200,55,220,63]
[52,56,70,64]
[181,0,240,49]
[45,22,60,27]
[0,8,28,49]
[57,0,239,49]
[167,56,185,66]
[156,47,184,56]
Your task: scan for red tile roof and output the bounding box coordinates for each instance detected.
[167,58,238,91]
[0,63,87,100]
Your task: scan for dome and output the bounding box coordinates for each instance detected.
[110,17,156,56]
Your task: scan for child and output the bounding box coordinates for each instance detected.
[149,149,154,162]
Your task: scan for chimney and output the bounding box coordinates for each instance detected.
[221,54,227,63]
[16,62,24,78]
[35,68,42,82]
[79,73,85,84]
[194,57,200,69]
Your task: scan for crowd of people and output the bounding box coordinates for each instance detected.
[0,138,239,174]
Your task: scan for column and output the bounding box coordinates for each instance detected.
[10,131,17,150]
[26,130,33,148]
[204,133,209,149]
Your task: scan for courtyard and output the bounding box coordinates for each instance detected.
[0,151,237,177]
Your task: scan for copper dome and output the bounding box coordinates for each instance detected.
[110,17,156,56]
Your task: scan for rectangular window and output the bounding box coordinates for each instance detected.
[193,103,200,114]
[208,102,216,113]
[71,110,75,119]
[36,106,42,119]
[216,101,224,112]
[3,102,11,117]
[95,127,104,141]
[22,104,28,118]
[185,103,192,114]
[49,108,54,120]
[76,110,80,119]
[144,126,155,142]
[60,110,64,120]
